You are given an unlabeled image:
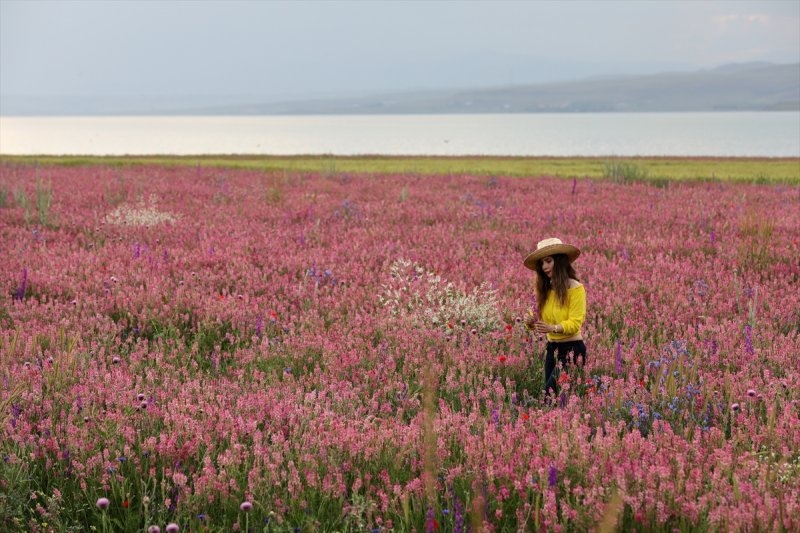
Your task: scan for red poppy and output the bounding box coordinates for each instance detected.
[521,412,530,421]
[558,373,570,385]
[505,324,513,332]
[499,355,507,363]
[122,499,129,508]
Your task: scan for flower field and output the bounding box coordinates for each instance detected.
[1,162,799,532]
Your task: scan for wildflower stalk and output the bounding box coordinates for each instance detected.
[422,358,438,509]
[35,179,53,227]
[14,187,31,225]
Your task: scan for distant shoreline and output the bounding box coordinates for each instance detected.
[2,109,799,118]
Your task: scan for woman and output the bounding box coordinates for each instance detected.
[523,237,587,397]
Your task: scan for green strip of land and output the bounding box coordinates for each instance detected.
[2,155,798,183]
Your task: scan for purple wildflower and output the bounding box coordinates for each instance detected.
[425,507,437,533]
[13,268,27,301]
[453,496,464,533]
[744,325,754,356]
[10,404,20,428]
[559,392,568,408]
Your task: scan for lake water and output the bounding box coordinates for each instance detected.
[1,112,798,157]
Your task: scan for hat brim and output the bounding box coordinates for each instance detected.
[523,244,580,270]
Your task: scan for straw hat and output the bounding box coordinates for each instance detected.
[523,237,581,270]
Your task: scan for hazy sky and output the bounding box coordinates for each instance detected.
[2,0,799,102]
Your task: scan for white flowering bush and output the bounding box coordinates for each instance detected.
[379,258,501,334]
[105,195,177,227]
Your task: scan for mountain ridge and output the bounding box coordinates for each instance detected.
[2,62,798,116]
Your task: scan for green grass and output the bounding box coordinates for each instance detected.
[2,154,799,183]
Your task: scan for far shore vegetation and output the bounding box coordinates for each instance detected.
[1,154,798,183]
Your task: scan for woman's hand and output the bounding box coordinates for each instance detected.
[533,320,555,334]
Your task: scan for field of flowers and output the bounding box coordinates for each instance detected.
[1,162,799,532]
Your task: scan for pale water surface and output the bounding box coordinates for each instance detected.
[1,112,798,157]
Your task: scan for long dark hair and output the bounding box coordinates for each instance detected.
[534,254,579,316]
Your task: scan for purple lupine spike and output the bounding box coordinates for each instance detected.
[13,268,27,301]
[548,464,558,487]
[745,324,754,356]
[10,404,21,428]
[559,392,568,408]
[453,496,464,533]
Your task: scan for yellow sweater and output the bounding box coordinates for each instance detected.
[540,284,586,341]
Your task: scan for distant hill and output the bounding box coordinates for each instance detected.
[2,62,798,116]
[229,62,798,115]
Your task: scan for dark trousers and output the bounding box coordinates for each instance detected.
[544,340,587,395]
